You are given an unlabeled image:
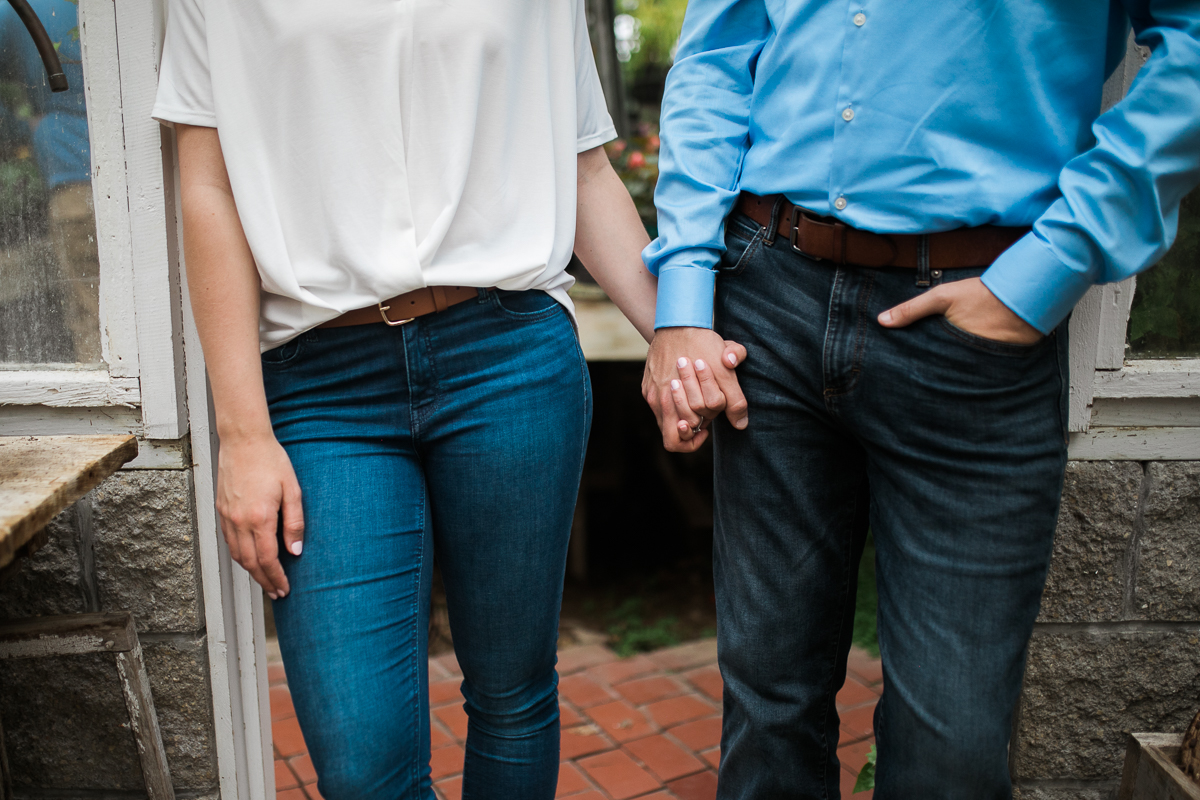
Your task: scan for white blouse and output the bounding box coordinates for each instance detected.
[153,0,616,349]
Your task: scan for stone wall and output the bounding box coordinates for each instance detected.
[1011,461,1200,799]
[0,467,218,799]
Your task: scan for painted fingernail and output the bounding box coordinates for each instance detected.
[291,541,303,556]
[695,359,707,371]
[677,357,688,368]
[726,353,737,367]
[671,379,681,390]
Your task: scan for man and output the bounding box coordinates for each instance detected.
[641,2,1200,798]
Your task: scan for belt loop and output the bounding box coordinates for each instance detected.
[916,234,931,287]
[763,195,785,247]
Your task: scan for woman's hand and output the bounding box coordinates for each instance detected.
[216,433,304,599]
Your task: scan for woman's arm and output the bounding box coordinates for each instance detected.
[574,145,658,342]
[177,123,303,599]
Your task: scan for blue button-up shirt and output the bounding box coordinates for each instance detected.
[644,1,1200,335]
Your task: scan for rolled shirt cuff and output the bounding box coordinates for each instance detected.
[654,266,717,330]
[981,232,1096,335]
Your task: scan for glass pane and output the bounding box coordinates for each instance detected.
[0,0,101,366]
[1127,187,1200,358]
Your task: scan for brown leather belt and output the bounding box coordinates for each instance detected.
[736,193,1029,269]
[319,286,480,328]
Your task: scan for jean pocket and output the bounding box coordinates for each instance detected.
[937,317,1048,357]
[260,337,305,367]
[719,214,765,276]
[490,289,562,320]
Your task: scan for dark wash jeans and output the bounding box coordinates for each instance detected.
[711,213,1069,799]
[262,289,591,800]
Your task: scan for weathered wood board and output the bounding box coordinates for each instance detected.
[0,434,137,569]
[1118,732,1200,800]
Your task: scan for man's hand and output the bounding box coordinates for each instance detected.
[643,327,748,453]
[878,277,1043,345]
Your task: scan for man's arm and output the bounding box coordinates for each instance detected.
[642,0,770,451]
[881,2,1200,339]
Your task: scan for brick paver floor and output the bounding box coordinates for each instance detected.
[269,639,881,800]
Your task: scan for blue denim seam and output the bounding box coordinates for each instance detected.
[936,317,1048,357]
[410,476,428,799]
[820,269,845,411]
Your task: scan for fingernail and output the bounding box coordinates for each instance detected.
[726,353,737,367]
[291,541,303,556]
[677,357,688,368]
[880,311,893,324]
[268,592,278,600]
[671,379,681,390]
[678,420,689,432]
[695,359,707,371]
[736,418,748,430]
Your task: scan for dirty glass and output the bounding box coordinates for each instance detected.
[1127,187,1200,358]
[0,0,101,367]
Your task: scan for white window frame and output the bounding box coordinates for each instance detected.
[0,1,274,795]
[1067,37,1200,460]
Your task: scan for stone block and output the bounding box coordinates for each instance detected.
[1013,628,1200,781]
[1012,783,1117,800]
[1039,461,1142,623]
[1136,462,1200,621]
[0,634,217,792]
[0,503,84,620]
[92,470,202,633]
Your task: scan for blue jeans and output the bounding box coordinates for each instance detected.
[263,289,591,800]
[711,213,1069,799]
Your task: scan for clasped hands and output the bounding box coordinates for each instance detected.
[643,277,1041,452]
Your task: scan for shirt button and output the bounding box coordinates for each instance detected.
[854,12,866,26]
[842,107,855,122]
[834,196,848,211]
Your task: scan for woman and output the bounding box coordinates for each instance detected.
[154,1,739,797]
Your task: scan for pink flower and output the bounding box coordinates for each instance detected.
[628,151,646,169]
[648,135,660,151]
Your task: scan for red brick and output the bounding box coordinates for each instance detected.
[839,703,876,743]
[430,744,465,780]
[700,747,720,769]
[838,737,874,778]
[289,754,317,784]
[614,676,685,706]
[837,676,880,710]
[429,679,462,708]
[277,789,307,800]
[303,782,324,800]
[846,647,883,686]
[555,761,591,797]
[586,654,658,686]
[682,665,723,703]
[647,640,718,672]
[561,724,616,760]
[558,793,606,800]
[436,652,462,677]
[666,769,718,800]
[429,658,451,681]
[430,718,455,748]
[669,716,722,752]
[273,717,307,759]
[268,663,287,686]
[434,775,462,800]
[270,686,295,721]
[434,703,470,740]
[645,695,716,729]
[585,700,658,743]
[577,749,660,800]
[560,702,584,728]
[624,733,706,782]
[557,645,618,675]
[275,758,299,790]
[560,673,618,708]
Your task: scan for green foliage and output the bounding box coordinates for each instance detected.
[1128,187,1200,357]
[605,128,661,238]
[606,596,681,657]
[0,157,47,243]
[853,533,879,657]
[853,744,877,792]
[618,0,688,82]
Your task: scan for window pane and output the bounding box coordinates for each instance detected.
[0,0,101,367]
[1127,187,1200,358]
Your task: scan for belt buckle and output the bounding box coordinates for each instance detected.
[788,206,823,262]
[378,302,415,327]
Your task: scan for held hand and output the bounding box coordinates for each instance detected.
[643,327,749,453]
[215,433,304,599]
[877,277,1043,345]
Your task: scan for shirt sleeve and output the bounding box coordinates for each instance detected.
[575,1,617,153]
[151,0,216,128]
[642,0,770,329]
[982,1,1200,334]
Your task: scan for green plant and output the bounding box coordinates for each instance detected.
[618,0,688,83]
[852,533,879,657]
[606,596,681,657]
[1128,187,1200,357]
[853,743,877,792]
